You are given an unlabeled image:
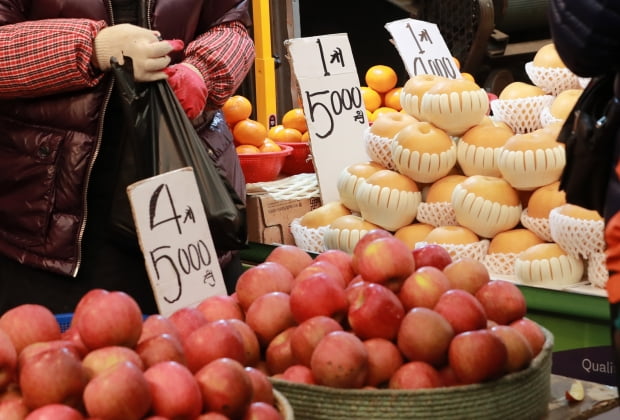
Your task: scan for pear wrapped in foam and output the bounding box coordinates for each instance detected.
[364,112,418,169]
[323,214,382,254]
[336,161,386,212]
[514,243,584,287]
[400,74,448,120]
[457,119,514,177]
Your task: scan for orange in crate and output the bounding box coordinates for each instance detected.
[282,108,308,133]
[238,145,293,183]
[233,118,268,148]
[222,95,252,126]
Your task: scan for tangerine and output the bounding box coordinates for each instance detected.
[222,95,252,126]
[460,72,475,82]
[371,106,398,122]
[268,124,285,140]
[232,118,268,147]
[259,139,282,152]
[301,131,310,142]
[282,108,308,133]
[271,127,303,143]
[383,87,403,111]
[365,65,398,93]
[236,144,261,154]
[453,57,461,70]
[361,86,382,112]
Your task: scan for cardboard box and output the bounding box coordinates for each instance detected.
[246,192,322,246]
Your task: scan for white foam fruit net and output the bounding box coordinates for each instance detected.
[364,129,396,170]
[323,227,374,255]
[484,252,518,277]
[520,210,553,242]
[539,106,563,128]
[290,218,328,254]
[391,141,457,184]
[416,202,458,227]
[355,182,422,232]
[418,240,490,262]
[514,253,585,287]
[524,62,582,95]
[491,95,554,134]
[586,251,609,289]
[246,173,320,200]
[548,209,605,258]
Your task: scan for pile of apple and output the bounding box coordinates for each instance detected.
[0,289,287,419]
[237,228,548,390]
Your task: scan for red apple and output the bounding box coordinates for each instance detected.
[83,361,151,420]
[136,333,186,369]
[289,316,343,367]
[310,331,368,388]
[195,357,253,419]
[313,249,356,286]
[509,317,547,357]
[73,290,143,350]
[196,294,245,322]
[438,364,463,387]
[17,340,82,373]
[0,329,17,391]
[265,244,314,277]
[347,282,405,340]
[398,265,450,310]
[388,361,443,389]
[143,361,202,419]
[351,228,393,256]
[59,326,89,359]
[235,262,295,311]
[197,413,231,420]
[0,304,61,354]
[184,320,245,373]
[167,307,208,343]
[293,260,345,289]
[363,338,404,387]
[82,345,144,379]
[448,329,508,384]
[289,271,348,324]
[244,292,296,347]
[245,366,276,405]
[434,289,487,334]
[397,307,454,367]
[242,402,283,420]
[352,235,416,291]
[0,396,29,420]
[265,327,298,375]
[475,280,527,325]
[442,257,490,294]
[281,364,316,384]
[139,314,181,344]
[24,403,84,420]
[412,243,453,270]
[225,319,262,367]
[489,325,534,373]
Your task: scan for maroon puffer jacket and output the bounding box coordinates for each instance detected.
[0,0,250,276]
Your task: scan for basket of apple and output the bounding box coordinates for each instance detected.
[0,289,294,420]
[233,231,554,420]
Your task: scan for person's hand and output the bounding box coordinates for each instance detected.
[93,24,182,82]
[164,63,208,120]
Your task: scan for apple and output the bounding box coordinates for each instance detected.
[235,262,295,311]
[265,327,298,375]
[226,319,262,367]
[289,315,343,367]
[168,307,208,343]
[242,402,284,420]
[0,395,29,420]
[347,282,405,340]
[59,326,89,359]
[363,338,404,387]
[433,289,487,334]
[265,244,314,277]
[244,292,296,347]
[289,271,349,324]
[438,364,463,387]
[0,304,61,354]
[184,320,245,373]
[82,345,144,379]
[136,333,186,369]
[388,361,443,390]
[83,361,152,420]
[17,340,82,374]
[489,325,534,373]
[398,266,450,310]
[566,380,585,402]
[351,228,393,256]
[73,290,143,350]
[143,361,202,419]
[475,280,527,325]
[197,413,231,420]
[448,329,508,384]
[23,403,84,420]
[412,243,453,270]
[139,314,182,344]
[310,331,368,388]
[19,345,87,411]
[442,257,490,294]
[313,249,356,286]
[196,294,245,322]
[293,260,346,289]
[352,235,416,291]
[245,366,276,405]
[0,329,17,391]
[281,364,316,384]
[397,307,454,367]
[195,357,253,419]
[509,317,547,357]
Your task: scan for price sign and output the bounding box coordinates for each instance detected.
[385,18,460,79]
[127,167,227,316]
[285,33,369,203]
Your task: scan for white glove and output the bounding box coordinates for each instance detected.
[93,23,175,82]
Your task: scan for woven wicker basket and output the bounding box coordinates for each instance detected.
[274,389,295,420]
[271,328,553,420]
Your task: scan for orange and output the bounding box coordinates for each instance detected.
[370,106,398,122]
[460,72,475,82]
[236,144,260,154]
[271,127,303,143]
[222,95,252,126]
[259,139,282,152]
[383,87,403,111]
[301,131,310,142]
[282,108,308,133]
[232,118,268,147]
[365,65,398,93]
[453,56,461,70]
[268,124,285,140]
[360,86,382,112]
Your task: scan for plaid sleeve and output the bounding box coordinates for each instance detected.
[183,21,255,109]
[0,19,106,98]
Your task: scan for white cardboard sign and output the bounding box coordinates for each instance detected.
[127,167,227,316]
[385,18,461,79]
[285,33,369,204]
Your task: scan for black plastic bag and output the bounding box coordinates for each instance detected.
[109,57,247,251]
[557,72,620,215]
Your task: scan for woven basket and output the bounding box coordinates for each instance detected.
[271,328,553,420]
[274,389,295,420]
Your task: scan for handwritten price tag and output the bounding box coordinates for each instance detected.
[285,33,369,203]
[385,18,460,79]
[127,167,227,316]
